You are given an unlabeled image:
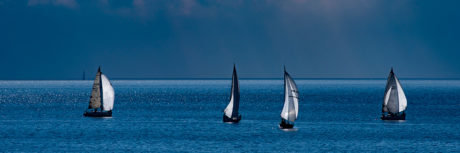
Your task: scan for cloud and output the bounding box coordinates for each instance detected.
[24,0,209,19]
[132,0,147,16]
[180,0,197,15]
[54,0,77,8]
[28,0,78,9]
[95,0,204,18]
[98,0,109,6]
[95,0,152,18]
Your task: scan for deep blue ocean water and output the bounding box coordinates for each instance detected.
[0,79,458,152]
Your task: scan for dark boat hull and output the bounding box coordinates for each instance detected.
[223,114,241,123]
[84,110,112,117]
[279,119,294,129]
[381,112,405,120]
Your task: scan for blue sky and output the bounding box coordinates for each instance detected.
[0,0,459,79]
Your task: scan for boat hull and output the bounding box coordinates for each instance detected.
[223,114,241,123]
[381,112,405,120]
[84,110,112,117]
[279,119,294,129]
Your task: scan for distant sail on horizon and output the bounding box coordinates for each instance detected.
[281,70,299,122]
[280,67,299,129]
[82,70,86,80]
[223,64,241,123]
[84,67,115,117]
[381,68,407,120]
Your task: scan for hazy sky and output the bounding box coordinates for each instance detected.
[0,0,459,79]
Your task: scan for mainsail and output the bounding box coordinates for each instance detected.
[280,69,299,122]
[88,68,102,109]
[224,65,240,118]
[382,68,407,114]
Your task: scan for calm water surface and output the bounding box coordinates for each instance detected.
[0,80,459,152]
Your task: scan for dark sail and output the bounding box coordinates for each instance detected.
[224,65,240,118]
[231,65,240,118]
[88,67,102,109]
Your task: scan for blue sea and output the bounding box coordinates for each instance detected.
[0,79,458,152]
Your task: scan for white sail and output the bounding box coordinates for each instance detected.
[382,69,407,113]
[383,87,392,108]
[224,93,234,118]
[224,66,239,118]
[395,77,407,112]
[281,71,299,122]
[101,74,115,111]
[386,86,399,113]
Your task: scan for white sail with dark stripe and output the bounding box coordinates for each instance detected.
[281,69,299,122]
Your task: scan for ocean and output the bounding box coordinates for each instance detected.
[0,79,458,152]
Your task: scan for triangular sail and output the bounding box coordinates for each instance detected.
[395,76,407,112]
[382,69,407,114]
[224,65,240,118]
[88,68,102,109]
[101,74,115,111]
[281,70,299,122]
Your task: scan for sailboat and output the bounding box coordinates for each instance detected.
[381,68,407,120]
[279,67,299,129]
[82,70,86,80]
[83,67,115,117]
[223,64,242,123]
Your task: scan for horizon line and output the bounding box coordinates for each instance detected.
[2,77,460,81]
